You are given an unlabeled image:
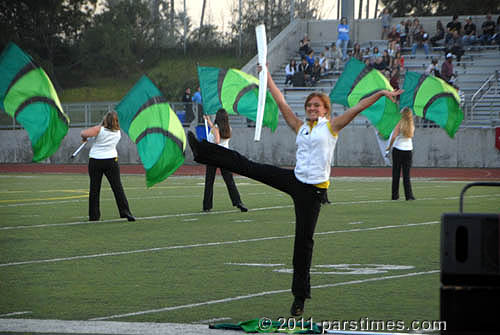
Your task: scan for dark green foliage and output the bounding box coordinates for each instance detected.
[381,0,500,17]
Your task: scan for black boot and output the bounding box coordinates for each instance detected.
[290,297,305,316]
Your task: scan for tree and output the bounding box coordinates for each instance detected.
[380,0,500,17]
[0,0,98,74]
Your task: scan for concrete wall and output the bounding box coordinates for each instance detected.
[1,126,498,168]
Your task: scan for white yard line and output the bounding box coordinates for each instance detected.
[0,221,438,268]
[90,270,438,321]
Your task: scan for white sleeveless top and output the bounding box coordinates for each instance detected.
[393,135,413,151]
[89,127,121,159]
[207,126,230,148]
[294,117,338,184]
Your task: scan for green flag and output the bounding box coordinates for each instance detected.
[400,71,463,138]
[329,58,400,139]
[210,318,322,333]
[116,75,185,187]
[0,42,69,162]
[197,66,279,132]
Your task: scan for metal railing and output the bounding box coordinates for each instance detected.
[469,70,499,119]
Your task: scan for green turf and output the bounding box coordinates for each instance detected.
[0,173,499,327]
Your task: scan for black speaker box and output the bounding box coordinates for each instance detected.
[440,285,500,334]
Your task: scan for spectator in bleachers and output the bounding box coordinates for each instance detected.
[441,53,456,84]
[352,43,363,61]
[381,50,391,69]
[373,56,386,71]
[446,30,464,63]
[330,43,343,70]
[297,56,311,86]
[319,52,330,73]
[445,15,462,44]
[182,87,194,124]
[379,8,392,40]
[305,49,315,67]
[411,25,430,56]
[299,34,312,58]
[371,46,381,59]
[390,66,401,90]
[311,58,322,83]
[425,57,440,77]
[391,50,404,70]
[480,14,496,45]
[387,26,400,55]
[363,47,371,61]
[336,17,350,60]
[462,17,477,45]
[397,20,407,47]
[409,18,421,47]
[403,19,412,47]
[284,59,297,86]
[430,20,445,47]
[493,16,500,45]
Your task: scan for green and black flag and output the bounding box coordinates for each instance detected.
[0,42,69,162]
[329,58,400,139]
[116,75,185,187]
[400,71,463,138]
[197,66,279,131]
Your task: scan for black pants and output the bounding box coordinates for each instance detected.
[88,158,132,220]
[203,165,242,211]
[391,148,414,200]
[194,139,326,300]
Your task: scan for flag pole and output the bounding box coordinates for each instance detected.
[71,140,89,159]
[254,24,267,142]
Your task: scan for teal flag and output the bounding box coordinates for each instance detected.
[329,58,400,139]
[197,66,279,132]
[0,42,69,162]
[116,75,185,187]
[401,71,463,138]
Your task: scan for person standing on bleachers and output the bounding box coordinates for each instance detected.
[441,53,456,84]
[336,17,350,61]
[462,17,477,45]
[445,15,462,44]
[379,8,392,40]
[480,14,496,45]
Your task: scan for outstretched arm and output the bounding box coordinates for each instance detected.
[80,125,101,141]
[330,89,403,134]
[261,65,303,133]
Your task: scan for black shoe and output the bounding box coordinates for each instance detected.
[187,131,199,158]
[236,203,248,212]
[290,297,305,316]
[406,196,416,201]
[121,213,136,221]
[203,208,211,212]
[89,217,99,222]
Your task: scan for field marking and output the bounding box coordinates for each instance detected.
[0,194,88,203]
[0,221,438,268]
[1,192,496,230]
[90,270,438,321]
[0,311,32,317]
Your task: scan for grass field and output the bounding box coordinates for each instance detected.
[0,173,499,332]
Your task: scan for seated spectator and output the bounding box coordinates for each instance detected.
[299,34,312,57]
[389,66,401,90]
[445,30,464,63]
[493,16,500,45]
[425,57,440,77]
[409,18,421,46]
[311,58,322,83]
[319,52,330,73]
[330,43,343,70]
[411,25,430,56]
[441,53,456,84]
[370,46,381,64]
[480,14,496,45]
[284,59,297,86]
[352,43,363,61]
[373,56,386,71]
[391,50,404,70]
[387,26,401,55]
[398,20,408,47]
[462,17,477,45]
[381,49,391,69]
[403,19,412,47]
[305,49,315,67]
[446,15,462,44]
[295,56,311,86]
[430,20,445,47]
